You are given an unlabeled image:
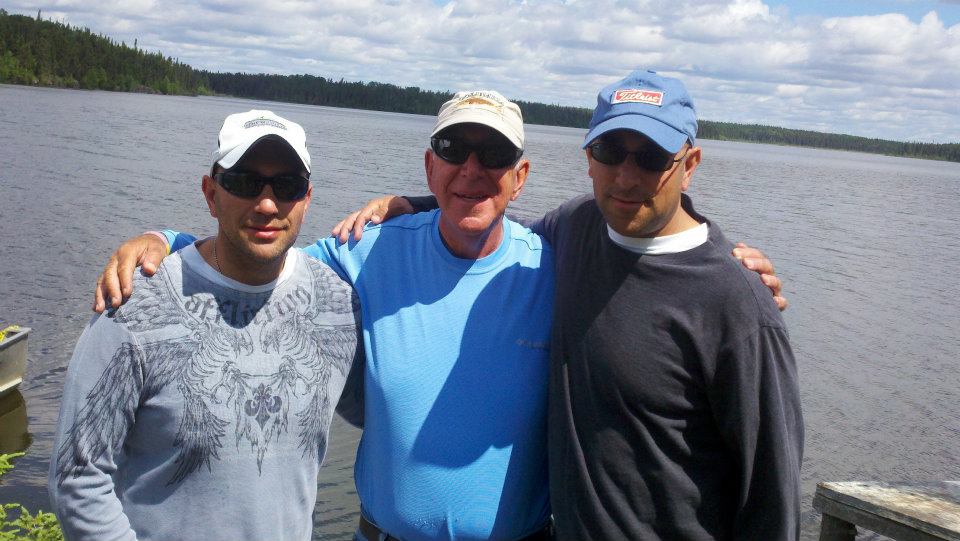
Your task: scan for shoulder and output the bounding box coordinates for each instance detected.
[288,253,360,326]
[320,210,438,256]
[548,194,605,234]
[505,218,555,272]
[92,257,187,357]
[110,253,187,328]
[365,209,438,238]
[547,194,600,224]
[505,217,549,252]
[697,222,785,330]
[563,193,599,213]
[299,250,355,294]
[122,254,183,310]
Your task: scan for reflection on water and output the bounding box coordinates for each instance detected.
[0,84,958,541]
[0,391,31,455]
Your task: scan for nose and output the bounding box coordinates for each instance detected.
[253,186,280,215]
[458,151,485,177]
[613,157,646,187]
[613,160,667,201]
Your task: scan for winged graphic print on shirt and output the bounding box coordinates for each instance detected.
[55,258,357,486]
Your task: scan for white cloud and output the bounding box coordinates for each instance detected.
[6,0,960,141]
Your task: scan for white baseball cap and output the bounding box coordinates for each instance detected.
[431,90,524,149]
[212,110,311,173]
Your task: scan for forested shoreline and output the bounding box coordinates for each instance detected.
[2,9,957,162]
[0,9,206,94]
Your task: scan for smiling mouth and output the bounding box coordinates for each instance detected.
[456,193,490,202]
[245,224,286,239]
[610,195,649,206]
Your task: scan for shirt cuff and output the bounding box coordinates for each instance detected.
[143,230,171,255]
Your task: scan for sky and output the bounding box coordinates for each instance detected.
[7,0,960,143]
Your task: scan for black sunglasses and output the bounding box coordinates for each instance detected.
[214,171,310,202]
[588,140,688,172]
[430,137,523,169]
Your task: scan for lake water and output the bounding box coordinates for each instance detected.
[1,84,958,540]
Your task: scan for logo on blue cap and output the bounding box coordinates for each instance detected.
[583,70,698,154]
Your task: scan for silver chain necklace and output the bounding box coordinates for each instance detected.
[212,237,223,274]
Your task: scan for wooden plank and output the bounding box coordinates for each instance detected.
[814,482,960,541]
[818,513,857,541]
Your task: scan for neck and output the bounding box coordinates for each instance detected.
[437,217,505,259]
[199,235,286,286]
[652,207,701,237]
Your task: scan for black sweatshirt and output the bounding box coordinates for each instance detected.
[536,194,802,540]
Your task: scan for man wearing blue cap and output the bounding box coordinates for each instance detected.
[542,70,803,540]
[332,70,801,539]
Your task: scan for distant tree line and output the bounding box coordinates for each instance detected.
[202,71,597,128]
[1,9,957,162]
[700,121,960,163]
[203,72,450,115]
[0,9,207,94]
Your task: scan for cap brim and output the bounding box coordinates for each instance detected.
[432,109,523,149]
[216,134,311,173]
[582,114,688,153]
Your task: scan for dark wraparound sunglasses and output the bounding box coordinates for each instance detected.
[214,171,310,202]
[430,137,523,169]
[588,140,689,172]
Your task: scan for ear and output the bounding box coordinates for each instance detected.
[300,184,313,225]
[679,146,702,192]
[424,148,439,196]
[584,148,600,180]
[201,175,218,217]
[509,159,530,201]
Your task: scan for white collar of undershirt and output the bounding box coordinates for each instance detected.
[181,241,298,293]
[606,223,709,255]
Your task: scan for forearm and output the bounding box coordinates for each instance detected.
[50,476,138,541]
[402,195,438,213]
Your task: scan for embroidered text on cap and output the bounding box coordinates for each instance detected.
[243,118,287,130]
[454,92,505,111]
[612,89,664,107]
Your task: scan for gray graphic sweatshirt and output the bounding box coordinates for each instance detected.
[49,244,363,541]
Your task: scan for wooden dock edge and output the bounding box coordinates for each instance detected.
[813,482,960,541]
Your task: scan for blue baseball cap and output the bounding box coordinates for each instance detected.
[583,69,697,153]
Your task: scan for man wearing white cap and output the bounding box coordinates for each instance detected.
[89,93,556,540]
[50,110,363,541]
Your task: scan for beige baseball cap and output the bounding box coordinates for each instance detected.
[431,90,524,149]
[212,110,311,173]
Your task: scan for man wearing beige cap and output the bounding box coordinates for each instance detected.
[91,92,555,540]
[51,110,363,540]
[308,91,554,541]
